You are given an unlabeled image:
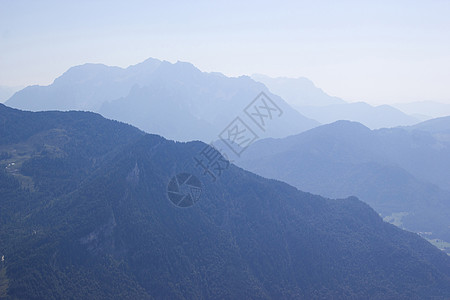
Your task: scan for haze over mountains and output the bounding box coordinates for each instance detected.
[1,104,450,298]
[235,119,450,253]
[393,101,450,120]
[3,56,450,298]
[6,58,319,142]
[0,86,21,103]
[251,74,347,107]
[7,57,439,145]
[252,74,422,128]
[4,0,450,297]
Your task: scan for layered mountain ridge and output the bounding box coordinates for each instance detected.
[235,119,450,252]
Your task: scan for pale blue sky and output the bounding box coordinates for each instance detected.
[1,0,449,104]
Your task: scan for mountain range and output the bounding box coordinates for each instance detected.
[6,59,431,144]
[6,59,319,142]
[1,103,450,298]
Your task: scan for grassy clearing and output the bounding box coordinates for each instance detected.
[383,212,409,228]
[0,144,35,190]
[426,238,450,255]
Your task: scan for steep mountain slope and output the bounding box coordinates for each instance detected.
[6,59,319,142]
[236,120,450,250]
[1,104,450,299]
[252,75,420,129]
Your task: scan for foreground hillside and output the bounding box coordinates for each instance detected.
[1,104,450,299]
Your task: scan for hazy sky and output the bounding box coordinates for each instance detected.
[1,0,450,104]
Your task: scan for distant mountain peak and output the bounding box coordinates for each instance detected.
[139,57,162,65]
[327,119,371,130]
[54,63,122,85]
[127,57,162,71]
[174,60,202,72]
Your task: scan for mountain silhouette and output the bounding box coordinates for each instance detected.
[252,74,420,129]
[6,59,319,142]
